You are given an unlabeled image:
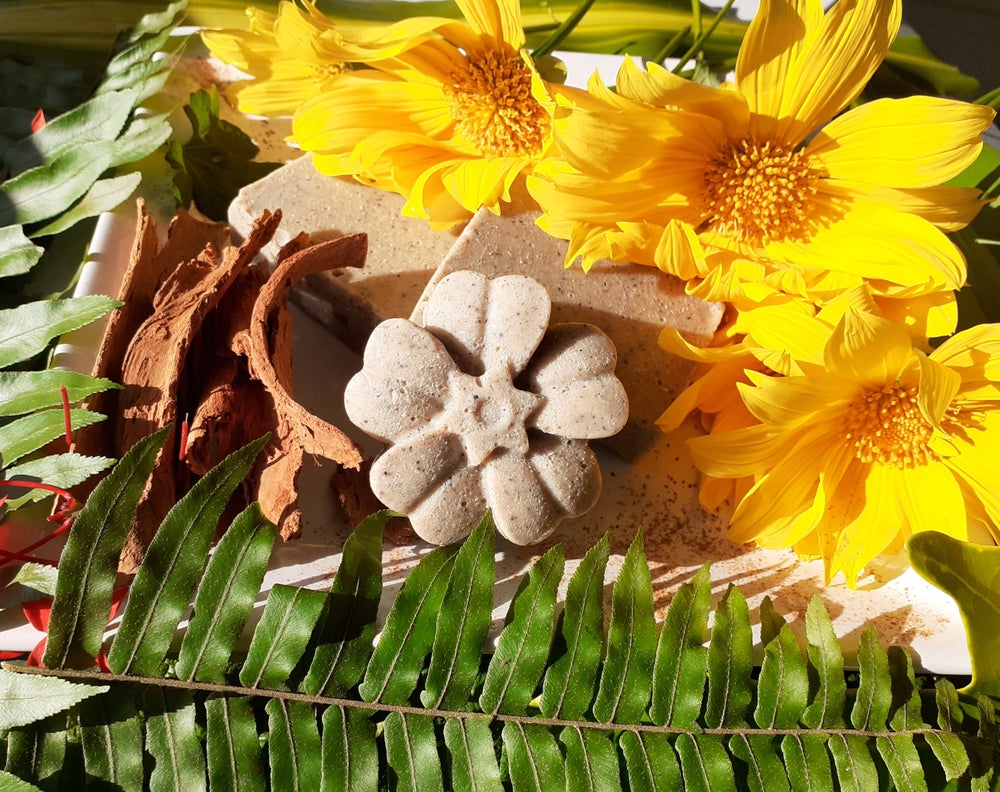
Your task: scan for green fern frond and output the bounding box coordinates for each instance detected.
[2,444,999,790]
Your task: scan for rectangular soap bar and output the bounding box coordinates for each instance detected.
[228,154,461,352]
[411,200,724,459]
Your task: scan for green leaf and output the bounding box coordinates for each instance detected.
[0,771,45,792]
[828,734,879,792]
[852,625,891,731]
[729,734,790,792]
[501,722,563,792]
[383,712,444,792]
[618,731,682,792]
[0,296,119,369]
[3,89,138,175]
[143,688,207,792]
[650,564,711,728]
[923,731,970,784]
[32,173,142,238]
[320,706,378,792]
[0,226,42,279]
[876,734,928,792]
[479,542,564,715]
[107,435,268,676]
[443,716,503,792]
[539,533,609,719]
[2,452,114,511]
[44,426,169,669]
[593,529,656,724]
[175,503,277,683]
[126,0,187,42]
[780,733,834,792]
[301,510,390,697]
[0,142,116,227]
[560,726,622,792]
[884,35,981,97]
[755,618,808,730]
[358,543,459,705]
[239,584,327,690]
[0,407,104,466]
[888,646,926,732]
[265,699,322,792]
[99,51,177,99]
[165,87,281,221]
[78,688,144,790]
[675,733,736,792]
[801,595,846,730]
[205,694,266,792]
[0,669,107,730]
[110,113,174,166]
[100,27,175,87]
[0,370,118,417]
[421,513,495,710]
[7,562,59,597]
[705,585,752,729]
[0,715,70,790]
[908,531,1000,696]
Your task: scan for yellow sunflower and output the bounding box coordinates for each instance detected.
[201,1,442,116]
[687,308,1000,586]
[291,0,566,229]
[529,0,994,335]
[659,287,876,511]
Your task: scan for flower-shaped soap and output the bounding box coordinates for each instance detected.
[344,270,628,545]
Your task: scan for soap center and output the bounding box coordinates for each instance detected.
[444,370,542,466]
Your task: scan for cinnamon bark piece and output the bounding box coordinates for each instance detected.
[75,201,231,461]
[227,154,461,352]
[230,233,369,539]
[115,211,282,569]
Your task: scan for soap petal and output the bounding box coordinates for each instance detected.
[422,270,551,375]
[528,436,602,519]
[407,465,487,545]
[483,451,564,545]
[370,431,468,515]
[484,437,601,544]
[521,323,629,439]
[345,318,456,441]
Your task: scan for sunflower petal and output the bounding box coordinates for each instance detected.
[824,308,914,384]
[749,0,902,143]
[809,96,994,188]
[689,423,785,479]
[894,462,967,540]
[826,462,899,586]
[736,0,823,136]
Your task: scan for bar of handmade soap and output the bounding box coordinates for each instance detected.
[228,154,460,352]
[411,199,724,458]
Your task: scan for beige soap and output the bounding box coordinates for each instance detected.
[412,201,724,458]
[228,154,460,352]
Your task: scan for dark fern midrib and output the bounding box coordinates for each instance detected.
[4,664,984,743]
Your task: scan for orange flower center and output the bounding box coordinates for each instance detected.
[308,61,347,84]
[844,385,938,468]
[445,48,549,158]
[701,137,822,247]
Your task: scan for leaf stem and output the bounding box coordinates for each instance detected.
[3,663,988,744]
[671,0,737,74]
[530,0,599,59]
[652,25,691,66]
